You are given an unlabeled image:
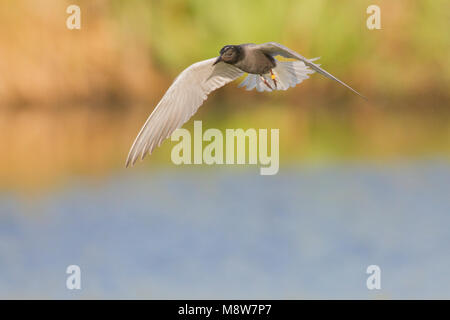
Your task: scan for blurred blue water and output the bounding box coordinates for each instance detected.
[0,161,449,299]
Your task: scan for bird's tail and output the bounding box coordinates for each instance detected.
[238,58,319,92]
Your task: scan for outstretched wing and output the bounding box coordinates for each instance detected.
[126,58,243,167]
[254,42,366,99]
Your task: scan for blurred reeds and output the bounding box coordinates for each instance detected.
[0,0,449,190]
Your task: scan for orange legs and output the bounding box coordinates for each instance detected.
[270,69,277,89]
[260,75,273,90]
[260,69,277,90]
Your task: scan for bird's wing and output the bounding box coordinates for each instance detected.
[126,57,243,167]
[254,42,366,99]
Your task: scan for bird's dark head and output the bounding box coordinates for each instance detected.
[213,45,242,65]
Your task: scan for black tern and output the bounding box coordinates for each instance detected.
[126,42,365,167]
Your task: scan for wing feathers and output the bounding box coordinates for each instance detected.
[126,58,243,167]
[255,42,366,99]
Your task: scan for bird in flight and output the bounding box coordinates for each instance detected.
[125,42,365,167]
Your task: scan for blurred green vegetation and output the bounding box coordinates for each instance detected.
[0,0,448,190]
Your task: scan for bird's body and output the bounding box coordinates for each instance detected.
[125,42,365,167]
[232,44,276,75]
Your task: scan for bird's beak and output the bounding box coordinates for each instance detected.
[213,56,222,65]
